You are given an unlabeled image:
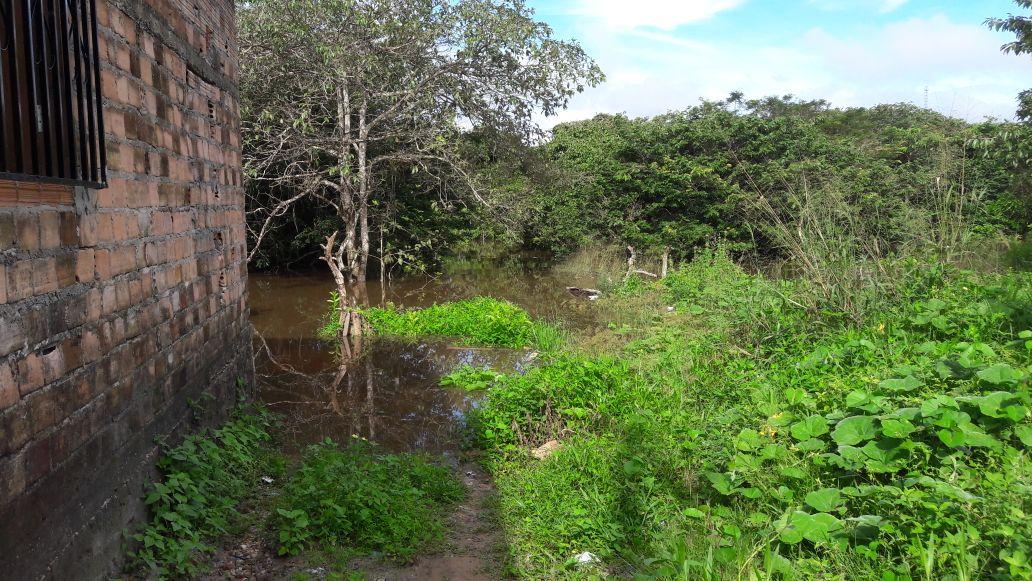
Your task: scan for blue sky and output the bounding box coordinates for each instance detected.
[525,0,1032,126]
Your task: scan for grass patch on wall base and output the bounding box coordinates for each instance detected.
[128,406,281,578]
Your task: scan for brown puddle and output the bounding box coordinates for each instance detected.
[248,256,599,456]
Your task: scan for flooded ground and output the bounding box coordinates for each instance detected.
[248,256,600,456]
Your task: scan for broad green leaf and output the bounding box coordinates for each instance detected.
[796,438,827,452]
[1003,405,1027,422]
[683,507,706,519]
[784,388,807,405]
[937,428,965,448]
[846,390,871,407]
[739,487,762,499]
[790,416,829,441]
[781,511,843,544]
[975,391,1018,418]
[1015,425,1032,447]
[878,376,923,392]
[804,488,843,512]
[735,428,763,450]
[705,472,734,495]
[832,415,878,446]
[881,418,916,439]
[977,364,1023,386]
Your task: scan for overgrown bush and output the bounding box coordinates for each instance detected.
[463,255,1032,578]
[129,406,280,578]
[273,438,464,560]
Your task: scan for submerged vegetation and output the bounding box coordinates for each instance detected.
[456,250,1032,578]
[322,295,564,350]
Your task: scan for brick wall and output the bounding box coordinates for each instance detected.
[0,0,250,578]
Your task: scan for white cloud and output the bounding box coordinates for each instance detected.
[809,0,910,13]
[879,0,908,13]
[570,0,744,31]
[539,11,1030,128]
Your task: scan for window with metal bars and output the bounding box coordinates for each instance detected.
[0,0,107,189]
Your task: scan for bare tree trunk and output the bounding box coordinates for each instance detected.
[661,247,670,278]
[365,356,375,441]
[337,80,359,283]
[322,231,367,337]
[354,100,370,281]
[379,224,387,305]
[624,245,636,281]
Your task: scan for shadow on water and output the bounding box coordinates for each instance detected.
[248,255,599,456]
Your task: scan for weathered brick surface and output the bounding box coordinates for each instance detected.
[0,0,250,579]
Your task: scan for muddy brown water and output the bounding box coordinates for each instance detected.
[248,256,600,457]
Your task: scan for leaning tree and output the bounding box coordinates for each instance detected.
[238,0,601,335]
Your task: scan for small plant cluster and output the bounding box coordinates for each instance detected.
[461,251,1032,579]
[440,364,508,391]
[273,438,464,560]
[317,290,345,340]
[359,297,559,349]
[128,406,280,578]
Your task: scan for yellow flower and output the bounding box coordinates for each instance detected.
[877,323,885,333]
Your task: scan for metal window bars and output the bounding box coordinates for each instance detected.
[0,0,107,188]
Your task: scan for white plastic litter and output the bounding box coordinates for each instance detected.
[574,551,598,565]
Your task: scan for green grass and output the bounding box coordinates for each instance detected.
[357,297,562,349]
[458,250,1032,579]
[273,438,464,561]
[128,406,282,578]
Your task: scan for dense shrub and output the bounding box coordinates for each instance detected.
[360,297,561,349]
[273,439,464,560]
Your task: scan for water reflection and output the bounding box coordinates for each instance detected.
[248,257,597,455]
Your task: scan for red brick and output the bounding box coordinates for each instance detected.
[97,214,113,243]
[17,354,44,396]
[0,451,26,506]
[15,214,39,250]
[0,214,14,249]
[59,212,77,246]
[24,437,51,484]
[38,212,60,249]
[0,265,6,304]
[56,254,76,289]
[76,249,96,283]
[42,347,66,384]
[31,258,58,295]
[0,362,17,410]
[85,289,102,322]
[80,330,101,363]
[78,214,99,246]
[94,249,111,279]
[8,262,32,302]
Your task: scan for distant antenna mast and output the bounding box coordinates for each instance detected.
[923,86,929,109]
